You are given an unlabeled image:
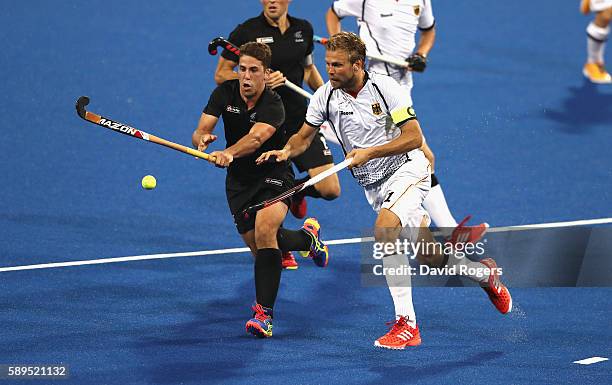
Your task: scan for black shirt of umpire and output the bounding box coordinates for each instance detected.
[203,79,290,182]
[222,13,314,135]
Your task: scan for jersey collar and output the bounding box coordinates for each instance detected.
[258,12,294,33]
[344,70,370,98]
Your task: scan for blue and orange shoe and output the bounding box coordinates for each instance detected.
[300,218,329,267]
[245,303,273,338]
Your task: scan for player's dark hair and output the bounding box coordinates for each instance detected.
[239,42,272,69]
[326,31,366,65]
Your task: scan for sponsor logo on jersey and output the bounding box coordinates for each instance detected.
[226,105,241,114]
[256,36,274,44]
[294,30,304,43]
[380,13,393,18]
[413,5,421,16]
[265,178,283,187]
[372,103,383,115]
[340,111,353,115]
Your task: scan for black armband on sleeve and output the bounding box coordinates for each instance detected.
[418,20,436,31]
[304,119,321,128]
[431,173,439,187]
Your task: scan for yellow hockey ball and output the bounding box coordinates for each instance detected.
[141,175,156,190]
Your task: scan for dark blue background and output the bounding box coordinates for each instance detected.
[0,1,610,384]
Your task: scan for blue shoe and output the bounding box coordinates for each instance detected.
[245,303,273,338]
[300,218,329,267]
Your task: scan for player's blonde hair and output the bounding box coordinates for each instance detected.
[326,31,366,65]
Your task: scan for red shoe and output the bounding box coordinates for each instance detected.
[449,215,489,245]
[281,251,298,270]
[374,316,421,349]
[290,194,307,219]
[480,258,512,314]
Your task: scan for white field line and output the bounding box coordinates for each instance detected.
[1,217,610,273]
[573,356,609,365]
[486,217,612,233]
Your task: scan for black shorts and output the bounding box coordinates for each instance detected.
[225,169,295,234]
[284,117,334,173]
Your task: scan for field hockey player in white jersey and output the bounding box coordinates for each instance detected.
[257,32,512,349]
[326,0,489,241]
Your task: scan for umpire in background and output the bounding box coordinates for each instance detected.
[214,0,341,223]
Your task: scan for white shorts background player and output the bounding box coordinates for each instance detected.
[257,32,512,350]
[585,0,612,12]
[581,0,612,83]
[329,0,434,92]
[326,0,488,239]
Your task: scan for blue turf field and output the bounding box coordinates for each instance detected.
[0,1,611,384]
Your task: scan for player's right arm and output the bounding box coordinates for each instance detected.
[192,113,219,151]
[286,123,319,157]
[326,0,361,36]
[257,85,329,164]
[415,27,435,58]
[325,7,342,36]
[193,83,227,150]
[255,122,319,164]
[408,0,436,71]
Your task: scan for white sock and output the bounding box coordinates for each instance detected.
[445,251,488,284]
[586,22,609,63]
[383,254,417,326]
[423,183,458,235]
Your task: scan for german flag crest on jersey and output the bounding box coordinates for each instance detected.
[372,102,383,115]
[413,5,421,16]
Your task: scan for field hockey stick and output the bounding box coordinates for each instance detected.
[313,35,410,69]
[242,157,353,218]
[207,36,313,99]
[75,96,217,163]
[312,35,329,45]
